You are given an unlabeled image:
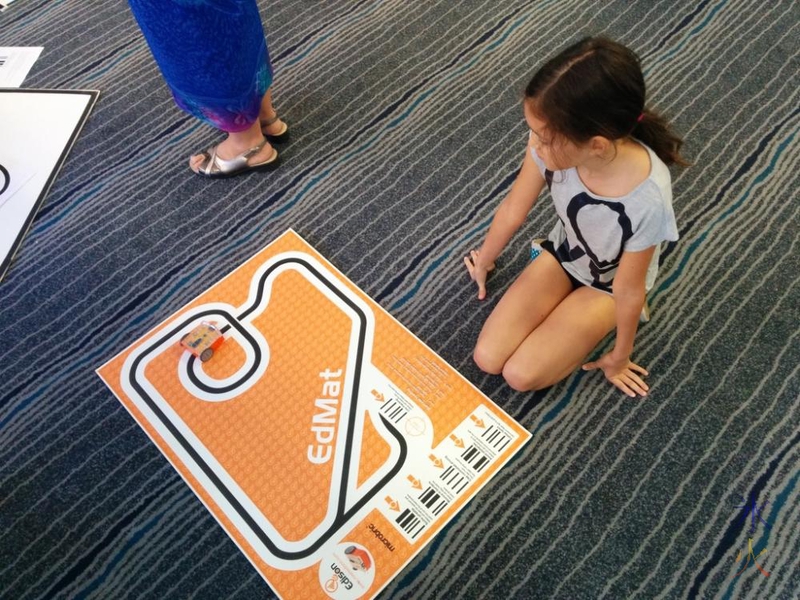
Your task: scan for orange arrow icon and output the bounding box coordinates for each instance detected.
[470,415,485,428]
[428,454,443,468]
[385,496,400,511]
[407,475,422,489]
[371,389,385,402]
[450,434,464,448]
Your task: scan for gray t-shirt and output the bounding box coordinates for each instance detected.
[530,142,679,292]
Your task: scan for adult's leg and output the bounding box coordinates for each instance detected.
[473,252,574,375]
[501,286,616,391]
[259,90,287,136]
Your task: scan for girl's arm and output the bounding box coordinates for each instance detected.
[583,246,655,397]
[464,148,546,299]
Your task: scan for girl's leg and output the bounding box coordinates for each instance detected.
[188,119,275,173]
[259,90,287,136]
[501,286,616,391]
[473,252,574,374]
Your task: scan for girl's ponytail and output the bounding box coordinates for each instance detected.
[634,108,690,167]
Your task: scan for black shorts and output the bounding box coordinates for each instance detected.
[540,240,585,290]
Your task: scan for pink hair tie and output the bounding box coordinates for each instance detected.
[637,112,645,123]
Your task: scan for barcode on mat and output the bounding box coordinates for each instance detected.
[419,485,448,516]
[462,445,489,472]
[380,397,407,423]
[440,465,469,493]
[481,425,511,451]
[395,508,425,539]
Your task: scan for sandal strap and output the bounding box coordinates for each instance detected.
[201,146,218,176]
[240,137,268,159]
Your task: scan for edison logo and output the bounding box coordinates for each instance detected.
[319,543,375,600]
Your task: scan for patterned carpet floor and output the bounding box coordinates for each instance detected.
[1,0,798,598]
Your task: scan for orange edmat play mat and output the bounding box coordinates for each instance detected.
[98,230,529,600]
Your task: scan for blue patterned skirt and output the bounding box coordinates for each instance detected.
[128,0,273,132]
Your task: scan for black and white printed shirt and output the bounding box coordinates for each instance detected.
[530,141,679,292]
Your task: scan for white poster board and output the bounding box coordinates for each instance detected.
[0,47,42,87]
[0,89,98,281]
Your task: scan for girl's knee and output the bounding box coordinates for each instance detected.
[473,343,504,375]
[502,361,551,392]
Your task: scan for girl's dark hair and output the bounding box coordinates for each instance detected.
[525,36,688,166]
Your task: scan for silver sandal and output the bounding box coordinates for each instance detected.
[194,138,279,179]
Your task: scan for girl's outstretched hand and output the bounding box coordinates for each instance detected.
[463,250,495,300]
[583,352,649,398]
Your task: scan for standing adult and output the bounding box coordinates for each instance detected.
[128,0,289,178]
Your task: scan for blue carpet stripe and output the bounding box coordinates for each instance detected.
[644,0,715,57]
[1,0,67,31]
[279,0,380,67]
[646,0,730,72]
